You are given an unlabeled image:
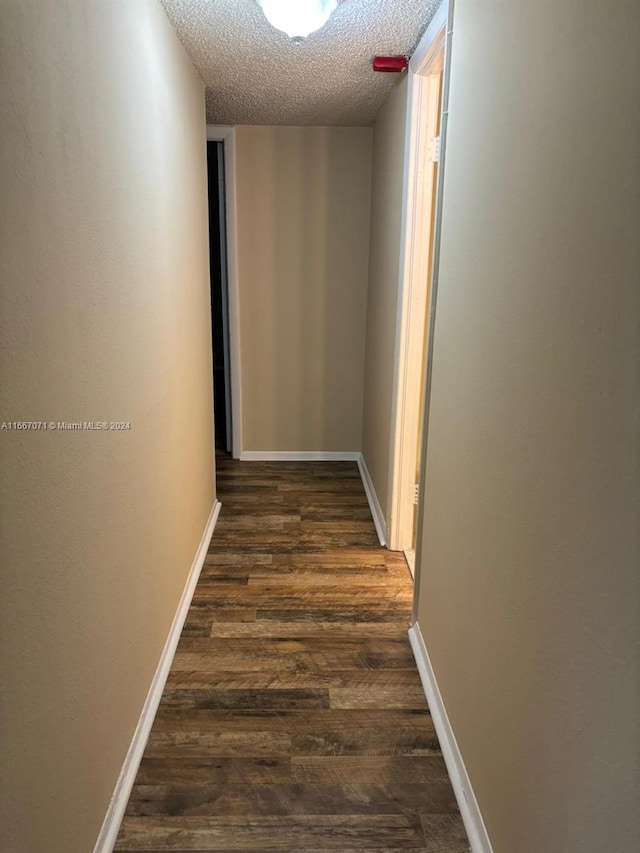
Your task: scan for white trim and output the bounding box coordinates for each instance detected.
[357,454,387,547]
[410,0,449,73]
[408,622,493,853]
[206,126,234,142]
[403,547,416,578]
[92,500,222,853]
[207,125,243,459]
[239,451,360,462]
[387,0,450,554]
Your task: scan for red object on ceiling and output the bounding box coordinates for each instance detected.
[372,55,409,73]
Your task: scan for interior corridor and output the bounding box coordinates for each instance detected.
[115,456,469,851]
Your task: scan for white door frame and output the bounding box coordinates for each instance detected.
[386,1,451,553]
[206,126,242,458]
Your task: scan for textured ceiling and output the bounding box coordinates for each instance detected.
[159,0,440,126]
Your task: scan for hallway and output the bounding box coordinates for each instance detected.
[115,457,469,851]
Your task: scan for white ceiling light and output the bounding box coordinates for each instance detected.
[257,0,340,41]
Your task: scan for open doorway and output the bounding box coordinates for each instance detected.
[206,126,242,459]
[387,3,451,576]
[403,60,444,576]
[207,140,231,454]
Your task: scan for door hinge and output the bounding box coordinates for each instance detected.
[412,483,420,505]
[427,135,440,163]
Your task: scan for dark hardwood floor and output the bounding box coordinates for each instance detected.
[116,456,469,852]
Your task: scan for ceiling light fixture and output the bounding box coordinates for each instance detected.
[257,0,339,42]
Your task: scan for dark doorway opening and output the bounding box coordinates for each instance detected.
[207,140,231,453]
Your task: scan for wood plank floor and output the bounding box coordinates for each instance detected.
[116,456,469,852]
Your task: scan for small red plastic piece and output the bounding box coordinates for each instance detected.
[372,55,409,73]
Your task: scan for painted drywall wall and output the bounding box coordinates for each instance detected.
[235,126,373,452]
[361,79,408,518]
[0,2,215,851]
[415,1,640,851]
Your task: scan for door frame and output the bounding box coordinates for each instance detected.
[387,1,452,552]
[206,125,242,458]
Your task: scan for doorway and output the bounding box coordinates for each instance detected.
[404,60,444,576]
[207,140,231,453]
[205,126,242,459]
[387,2,451,575]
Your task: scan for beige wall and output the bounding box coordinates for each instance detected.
[416,1,640,852]
[361,80,408,514]
[0,2,215,851]
[235,126,372,452]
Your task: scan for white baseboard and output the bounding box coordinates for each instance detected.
[93,499,222,853]
[408,622,493,853]
[403,548,416,578]
[357,453,387,547]
[239,451,360,462]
